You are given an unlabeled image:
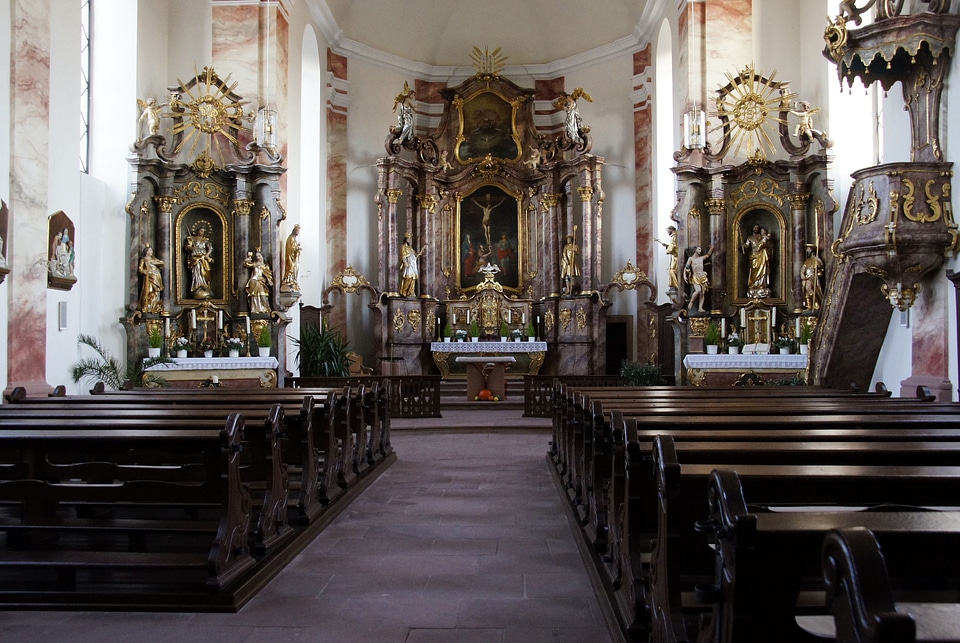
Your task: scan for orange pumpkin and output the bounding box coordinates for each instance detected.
[478,388,492,400]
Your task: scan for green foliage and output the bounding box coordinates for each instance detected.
[526,320,536,338]
[148,326,163,348]
[704,320,721,345]
[469,319,480,337]
[443,322,453,338]
[620,359,667,386]
[258,325,272,347]
[776,335,796,350]
[798,318,814,344]
[499,320,509,336]
[768,374,806,387]
[292,321,351,377]
[71,334,172,389]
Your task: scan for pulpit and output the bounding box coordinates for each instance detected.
[455,356,515,400]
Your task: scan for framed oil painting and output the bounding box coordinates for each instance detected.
[455,90,521,164]
[457,185,523,294]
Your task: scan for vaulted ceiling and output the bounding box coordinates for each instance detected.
[310,0,655,69]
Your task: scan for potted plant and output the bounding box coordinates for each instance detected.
[454,328,468,342]
[257,325,272,357]
[443,322,453,342]
[725,331,742,354]
[199,336,216,358]
[499,319,509,342]
[291,320,351,377]
[526,319,536,341]
[224,336,244,357]
[469,319,480,342]
[798,319,813,355]
[704,320,721,354]
[71,334,172,389]
[776,335,796,354]
[147,326,163,357]
[172,335,190,358]
[620,359,666,386]
[511,327,523,342]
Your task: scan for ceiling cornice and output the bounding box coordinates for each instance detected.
[306,0,670,81]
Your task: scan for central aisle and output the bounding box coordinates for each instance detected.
[256,428,615,641]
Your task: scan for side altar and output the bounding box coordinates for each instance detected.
[682,353,808,387]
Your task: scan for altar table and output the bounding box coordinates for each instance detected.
[431,340,546,377]
[455,356,516,400]
[682,352,808,387]
[145,356,280,388]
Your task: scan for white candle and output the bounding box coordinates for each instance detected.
[217,310,223,328]
[245,317,250,333]
[452,314,457,325]
[211,375,219,384]
[164,317,170,338]
[521,313,525,325]
[189,309,196,329]
[771,307,777,328]
[740,308,746,328]
[507,310,512,324]
[466,310,470,325]
[721,318,726,338]
[795,317,800,337]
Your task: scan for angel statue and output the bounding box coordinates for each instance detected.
[392,81,416,147]
[137,97,163,140]
[789,100,832,149]
[553,87,593,145]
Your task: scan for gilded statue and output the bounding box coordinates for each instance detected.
[244,251,273,314]
[560,231,581,295]
[655,225,679,290]
[392,81,416,146]
[137,244,164,313]
[399,232,424,297]
[137,97,162,139]
[281,224,302,293]
[801,246,824,311]
[684,245,714,314]
[185,222,214,299]
[741,224,773,298]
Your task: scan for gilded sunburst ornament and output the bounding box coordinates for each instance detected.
[712,64,795,159]
[169,66,252,166]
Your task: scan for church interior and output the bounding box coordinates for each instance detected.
[3,0,960,641]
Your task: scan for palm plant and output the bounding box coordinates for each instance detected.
[291,321,351,377]
[71,334,172,389]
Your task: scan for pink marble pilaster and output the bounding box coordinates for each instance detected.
[912,275,949,379]
[633,47,655,363]
[7,0,51,395]
[326,50,348,330]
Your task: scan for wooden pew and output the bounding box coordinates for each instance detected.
[0,405,292,555]
[685,468,960,643]
[0,414,257,595]
[822,527,960,643]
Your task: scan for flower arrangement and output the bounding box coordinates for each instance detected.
[225,336,244,351]
[510,328,524,340]
[199,336,216,352]
[725,331,742,348]
[776,335,796,350]
[454,329,468,341]
[172,336,191,351]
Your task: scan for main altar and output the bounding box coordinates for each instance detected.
[368,49,616,377]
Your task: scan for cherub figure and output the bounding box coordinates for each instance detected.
[524,145,542,170]
[137,97,163,139]
[789,100,832,148]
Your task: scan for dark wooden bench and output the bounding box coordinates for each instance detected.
[822,526,960,643]
[0,405,292,555]
[682,468,960,643]
[0,414,256,594]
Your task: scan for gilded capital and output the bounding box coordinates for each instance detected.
[787,193,811,210]
[386,188,403,204]
[232,199,255,217]
[577,186,595,201]
[153,195,177,213]
[705,198,726,216]
[541,193,562,209]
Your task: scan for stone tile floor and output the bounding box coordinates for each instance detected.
[0,418,614,642]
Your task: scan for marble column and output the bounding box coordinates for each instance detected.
[6,0,52,396]
[326,50,348,330]
[632,47,656,361]
[905,275,952,398]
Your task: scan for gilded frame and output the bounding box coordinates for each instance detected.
[731,205,787,304]
[175,203,230,305]
[456,184,524,294]
[454,90,522,164]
